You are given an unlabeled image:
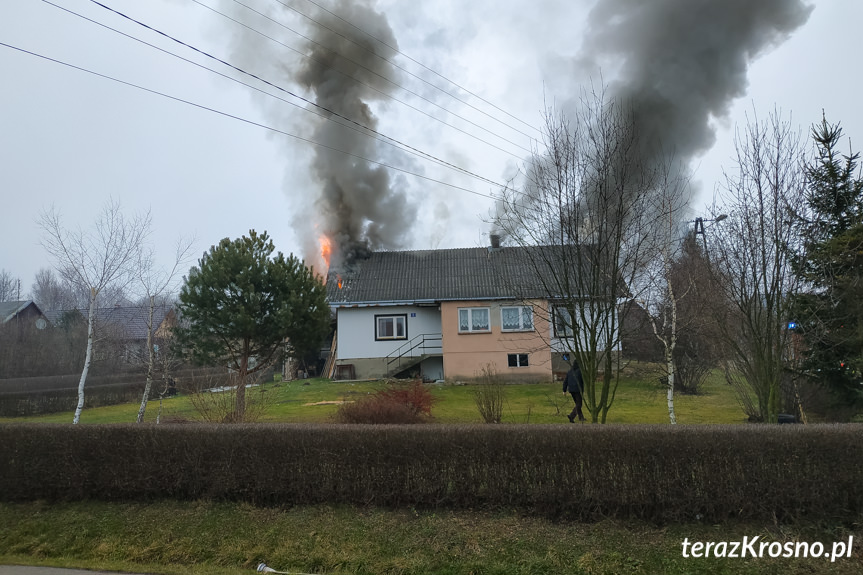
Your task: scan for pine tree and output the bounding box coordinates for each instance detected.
[176,230,330,421]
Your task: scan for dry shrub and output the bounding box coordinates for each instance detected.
[474,364,506,423]
[335,381,435,424]
[183,370,271,423]
[377,380,436,417]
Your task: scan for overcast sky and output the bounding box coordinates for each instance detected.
[1,0,861,298]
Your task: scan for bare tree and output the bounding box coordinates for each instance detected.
[134,236,194,423]
[709,110,808,423]
[494,91,672,423]
[0,269,19,302]
[30,268,80,311]
[669,232,726,396]
[641,174,691,424]
[38,199,151,424]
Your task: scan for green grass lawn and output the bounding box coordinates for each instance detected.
[1,501,860,575]
[2,369,857,575]
[0,365,744,425]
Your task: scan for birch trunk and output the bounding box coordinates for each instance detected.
[73,287,97,425]
[666,344,677,425]
[136,295,156,423]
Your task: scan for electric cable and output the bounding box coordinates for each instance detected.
[42,0,505,189]
[192,0,534,155]
[90,0,530,160]
[187,0,527,159]
[0,40,511,205]
[296,0,541,135]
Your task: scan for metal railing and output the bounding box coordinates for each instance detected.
[385,332,443,372]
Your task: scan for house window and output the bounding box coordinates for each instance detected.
[458,307,490,333]
[507,353,529,367]
[553,306,574,338]
[375,314,407,340]
[501,306,533,331]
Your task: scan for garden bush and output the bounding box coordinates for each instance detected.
[335,380,435,424]
[1,423,862,524]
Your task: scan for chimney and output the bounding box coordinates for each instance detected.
[490,234,500,249]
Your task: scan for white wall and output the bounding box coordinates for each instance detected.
[550,306,621,353]
[337,305,442,360]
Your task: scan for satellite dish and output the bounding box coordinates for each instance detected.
[35,318,47,330]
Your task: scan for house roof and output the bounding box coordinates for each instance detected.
[0,300,43,323]
[94,305,174,339]
[42,304,174,339]
[325,246,566,305]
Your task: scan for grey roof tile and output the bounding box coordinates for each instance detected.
[326,246,558,304]
[0,300,41,323]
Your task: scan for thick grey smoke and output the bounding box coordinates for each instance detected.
[571,0,813,175]
[296,0,416,268]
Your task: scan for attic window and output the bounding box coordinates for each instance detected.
[458,307,490,333]
[375,314,407,341]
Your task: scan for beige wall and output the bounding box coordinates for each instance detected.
[440,300,552,380]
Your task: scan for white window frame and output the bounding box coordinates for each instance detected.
[375,314,407,341]
[500,306,534,332]
[507,353,529,367]
[458,307,491,333]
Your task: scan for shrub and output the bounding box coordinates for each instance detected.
[3,424,863,524]
[474,364,506,423]
[376,380,436,417]
[184,370,272,423]
[334,396,424,424]
[335,381,435,424]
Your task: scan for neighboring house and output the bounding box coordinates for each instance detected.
[0,300,47,330]
[43,304,177,363]
[325,241,619,382]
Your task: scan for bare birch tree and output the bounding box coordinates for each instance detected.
[39,199,151,424]
[709,110,808,423]
[494,91,672,423]
[134,236,194,423]
[641,174,692,424]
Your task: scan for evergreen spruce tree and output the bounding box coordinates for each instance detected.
[176,230,330,421]
[794,115,863,398]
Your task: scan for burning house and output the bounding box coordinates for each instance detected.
[323,237,599,381]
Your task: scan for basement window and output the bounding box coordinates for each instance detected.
[375,314,407,341]
[508,353,529,367]
[501,306,534,331]
[458,307,491,333]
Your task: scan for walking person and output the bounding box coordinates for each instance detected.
[563,360,586,422]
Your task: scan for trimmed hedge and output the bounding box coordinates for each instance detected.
[1,423,861,523]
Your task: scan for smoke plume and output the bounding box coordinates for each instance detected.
[296,0,416,268]
[571,0,813,177]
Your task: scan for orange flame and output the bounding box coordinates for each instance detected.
[337,274,343,289]
[319,235,332,272]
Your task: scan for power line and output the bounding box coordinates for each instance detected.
[199,0,535,156]
[294,0,542,135]
[0,40,506,204]
[42,0,504,189]
[187,0,527,160]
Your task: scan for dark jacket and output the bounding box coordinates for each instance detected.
[563,365,584,396]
